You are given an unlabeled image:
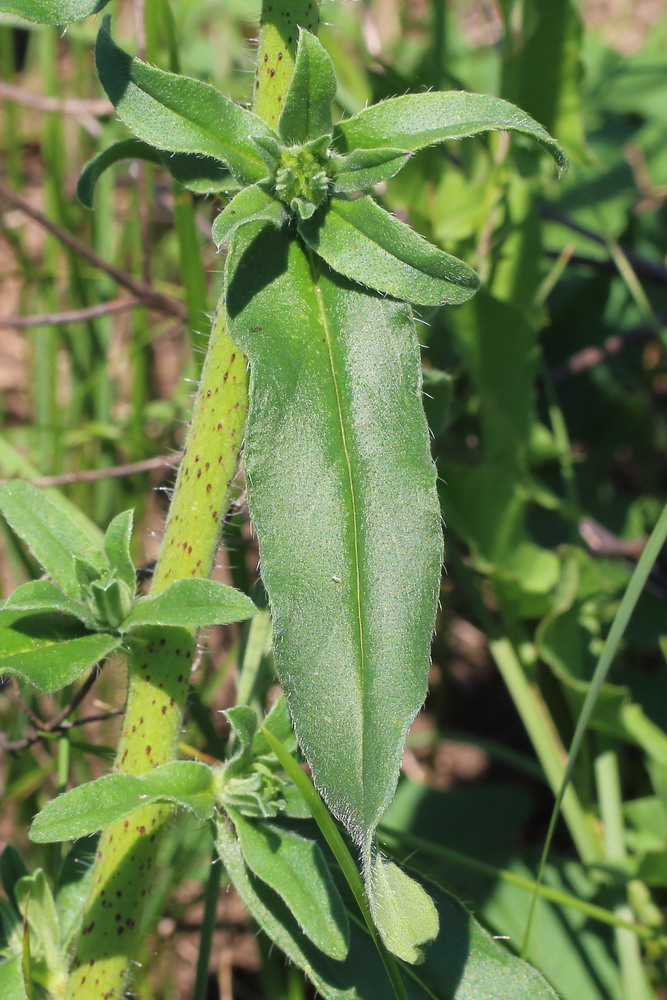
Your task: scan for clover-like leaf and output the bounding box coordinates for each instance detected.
[299,195,480,306]
[229,809,350,960]
[279,29,337,145]
[334,91,568,173]
[213,185,288,248]
[0,610,120,693]
[95,18,275,185]
[0,0,109,23]
[330,147,411,193]
[0,482,105,599]
[30,761,215,843]
[119,578,257,632]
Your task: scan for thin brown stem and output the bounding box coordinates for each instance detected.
[0,297,143,328]
[0,81,112,116]
[0,179,186,318]
[0,453,182,488]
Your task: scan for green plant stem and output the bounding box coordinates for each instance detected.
[63,3,321,995]
[596,742,654,999]
[63,310,247,1000]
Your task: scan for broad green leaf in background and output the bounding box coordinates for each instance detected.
[334,91,568,173]
[230,809,350,959]
[0,483,105,598]
[215,820,559,1000]
[56,842,97,950]
[226,223,443,855]
[278,28,337,145]
[30,761,215,842]
[119,578,257,632]
[0,848,28,917]
[0,611,120,692]
[369,856,438,965]
[0,0,109,23]
[212,184,288,248]
[299,196,480,306]
[95,18,275,185]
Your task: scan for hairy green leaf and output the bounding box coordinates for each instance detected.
[103,510,136,592]
[0,0,109,23]
[30,761,215,843]
[334,91,568,173]
[331,148,411,193]
[78,140,237,207]
[2,582,94,629]
[230,810,349,959]
[0,611,120,692]
[77,140,162,209]
[161,151,239,194]
[0,956,27,1000]
[120,578,256,632]
[212,185,287,248]
[226,225,443,848]
[0,482,105,598]
[279,29,337,145]
[299,196,480,306]
[368,857,438,964]
[95,18,274,185]
[215,820,559,999]
[14,871,65,987]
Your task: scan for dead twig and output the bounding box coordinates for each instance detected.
[0,665,120,755]
[0,453,183,488]
[538,202,667,289]
[0,81,113,117]
[551,314,666,381]
[0,297,143,329]
[0,710,124,754]
[0,179,187,320]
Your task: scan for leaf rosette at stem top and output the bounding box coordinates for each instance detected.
[87,18,567,309]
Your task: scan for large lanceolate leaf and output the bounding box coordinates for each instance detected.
[95,19,274,185]
[225,224,443,849]
[334,91,568,173]
[299,196,480,307]
[0,0,109,23]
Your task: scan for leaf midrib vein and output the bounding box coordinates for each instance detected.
[312,273,367,805]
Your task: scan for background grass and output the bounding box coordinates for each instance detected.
[1,1,666,997]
